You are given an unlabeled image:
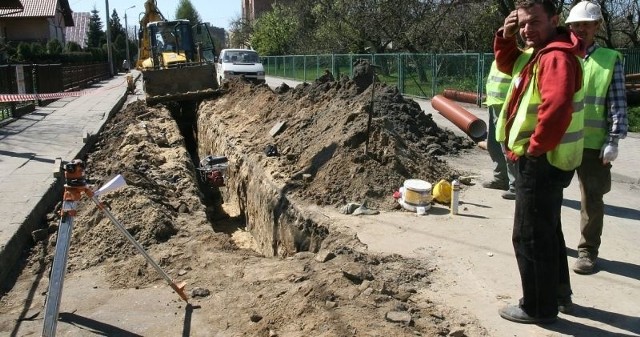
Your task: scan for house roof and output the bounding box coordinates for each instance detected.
[0,0,23,10]
[0,0,73,26]
[65,12,91,48]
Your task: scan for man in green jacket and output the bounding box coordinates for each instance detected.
[565,1,628,274]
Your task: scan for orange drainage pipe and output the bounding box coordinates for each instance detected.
[431,94,487,140]
[442,89,483,105]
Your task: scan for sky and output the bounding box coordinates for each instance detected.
[68,0,242,31]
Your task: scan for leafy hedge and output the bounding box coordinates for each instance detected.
[1,40,108,64]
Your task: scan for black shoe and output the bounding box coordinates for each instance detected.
[498,305,557,324]
[482,180,508,190]
[558,296,574,314]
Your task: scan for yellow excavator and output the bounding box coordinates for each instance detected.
[136,0,218,105]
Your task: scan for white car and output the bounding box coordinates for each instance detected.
[216,49,265,85]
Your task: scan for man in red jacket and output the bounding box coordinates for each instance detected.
[494,0,585,324]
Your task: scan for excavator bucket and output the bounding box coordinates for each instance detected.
[142,63,219,105]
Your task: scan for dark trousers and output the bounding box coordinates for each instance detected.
[513,155,574,317]
[576,148,612,257]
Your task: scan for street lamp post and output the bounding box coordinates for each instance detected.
[124,5,136,72]
[105,0,113,75]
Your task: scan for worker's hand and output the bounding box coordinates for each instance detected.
[503,10,519,38]
[600,140,619,164]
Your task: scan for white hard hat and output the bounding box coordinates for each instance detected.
[565,1,603,24]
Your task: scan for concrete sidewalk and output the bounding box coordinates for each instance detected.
[0,74,130,285]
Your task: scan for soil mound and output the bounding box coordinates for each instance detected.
[205,60,474,210]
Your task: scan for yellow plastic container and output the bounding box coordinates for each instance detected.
[432,179,452,204]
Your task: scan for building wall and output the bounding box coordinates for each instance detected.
[0,13,67,44]
[242,0,276,22]
[1,18,50,42]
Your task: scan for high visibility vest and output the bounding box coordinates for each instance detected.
[485,61,512,106]
[582,47,621,149]
[496,50,585,171]
[496,49,533,142]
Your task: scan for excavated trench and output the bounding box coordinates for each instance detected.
[166,63,471,258]
[169,101,328,258]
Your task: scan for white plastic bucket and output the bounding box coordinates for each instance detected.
[402,179,432,207]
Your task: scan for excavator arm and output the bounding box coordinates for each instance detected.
[136,0,219,105]
[136,0,165,70]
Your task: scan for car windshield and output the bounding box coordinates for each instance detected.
[223,51,260,63]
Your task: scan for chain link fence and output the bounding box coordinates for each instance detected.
[263,49,640,105]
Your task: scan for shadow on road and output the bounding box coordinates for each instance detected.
[545,303,640,337]
[182,303,200,337]
[566,247,640,281]
[58,312,144,336]
[562,198,640,221]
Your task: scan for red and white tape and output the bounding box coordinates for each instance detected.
[0,91,86,103]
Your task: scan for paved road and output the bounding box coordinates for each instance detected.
[267,75,640,337]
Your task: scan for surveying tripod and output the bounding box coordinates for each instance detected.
[42,159,188,337]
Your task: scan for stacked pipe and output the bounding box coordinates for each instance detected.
[442,89,484,105]
[625,73,640,105]
[431,95,487,141]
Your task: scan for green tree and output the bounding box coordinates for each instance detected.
[175,0,202,25]
[16,42,32,62]
[251,5,299,55]
[87,7,106,48]
[65,41,82,52]
[228,16,253,48]
[110,9,126,44]
[47,39,63,55]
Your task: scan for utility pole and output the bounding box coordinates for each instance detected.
[105,0,113,75]
[124,5,136,72]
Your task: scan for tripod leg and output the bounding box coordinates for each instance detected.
[91,196,189,302]
[42,214,74,337]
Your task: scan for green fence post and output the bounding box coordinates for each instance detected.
[476,53,482,106]
[332,54,336,78]
[431,54,437,98]
[397,53,402,94]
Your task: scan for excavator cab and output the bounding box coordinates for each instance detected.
[139,19,219,105]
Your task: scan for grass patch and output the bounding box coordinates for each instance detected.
[629,106,640,132]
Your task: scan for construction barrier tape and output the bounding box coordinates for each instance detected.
[0,77,130,103]
[0,91,84,103]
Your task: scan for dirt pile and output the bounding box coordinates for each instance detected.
[0,93,488,336]
[205,60,474,210]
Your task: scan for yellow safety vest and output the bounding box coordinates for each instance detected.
[496,49,533,142]
[496,50,585,171]
[582,47,621,149]
[485,61,512,106]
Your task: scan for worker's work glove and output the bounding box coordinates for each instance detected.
[600,136,619,164]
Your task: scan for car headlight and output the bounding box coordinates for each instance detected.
[224,71,234,75]
[257,71,265,76]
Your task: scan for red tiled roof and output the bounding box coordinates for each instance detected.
[65,12,91,48]
[0,0,72,25]
[0,0,55,17]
